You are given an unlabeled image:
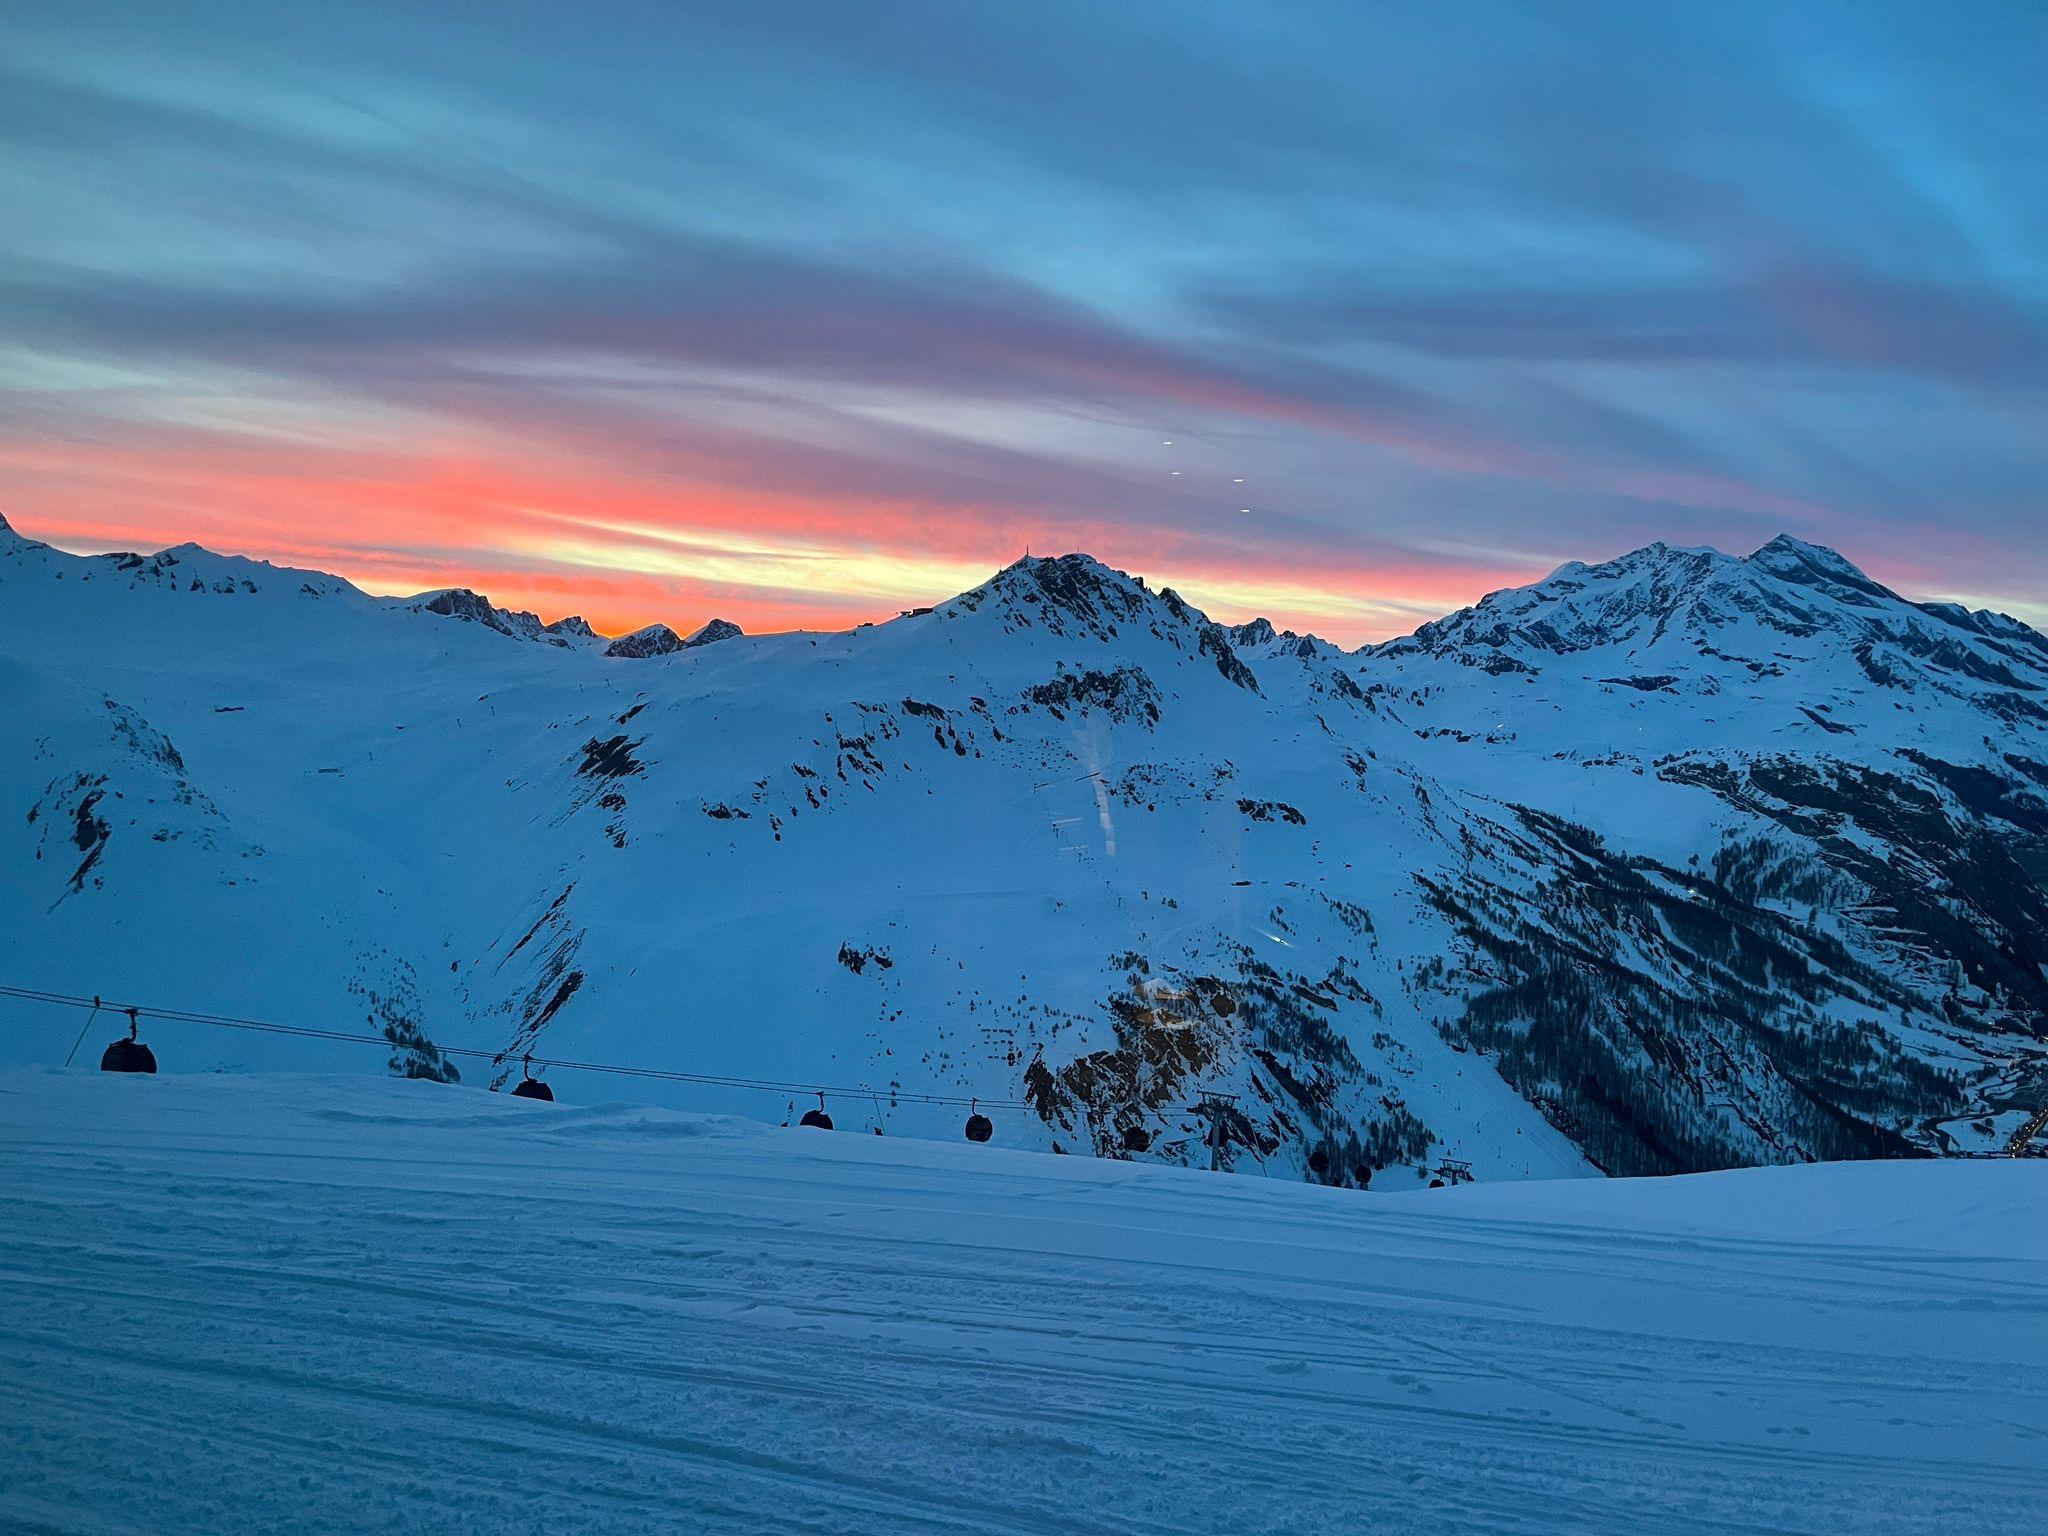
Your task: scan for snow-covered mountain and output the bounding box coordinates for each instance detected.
[406,586,604,647]
[3,512,2042,1180]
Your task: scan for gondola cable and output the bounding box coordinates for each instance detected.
[2,982,1028,1110]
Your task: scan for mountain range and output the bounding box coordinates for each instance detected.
[3,512,2042,1183]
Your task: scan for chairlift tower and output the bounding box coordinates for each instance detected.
[1196,1091,1238,1172]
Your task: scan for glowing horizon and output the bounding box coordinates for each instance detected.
[11,495,2037,652]
[4,497,1532,647]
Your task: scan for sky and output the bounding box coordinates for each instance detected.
[2,1,2044,643]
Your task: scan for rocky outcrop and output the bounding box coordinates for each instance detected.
[685,618,744,648]
[605,624,686,659]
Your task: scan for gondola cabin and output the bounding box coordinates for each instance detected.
[100,1009,156,1074]
[510,1053,553,1100]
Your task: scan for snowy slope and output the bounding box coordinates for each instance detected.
[1347,536,2048,1167]
[0,1070,2040,1535]
[1,513,2043,1179]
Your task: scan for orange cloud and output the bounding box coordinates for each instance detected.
[0,425,1521,644]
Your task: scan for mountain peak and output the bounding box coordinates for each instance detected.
[1368,531,2048,712]
[947,553,1163,640]
[1751,532,1850,565]
[1224,617,1340,660]
[997,552,1153,605]
[1229,617,1278,648]
[685,618,743,648]
[1744,534,1891,601]
[411,588,604,647]
[935,552,1260,691]
[604,622,685,659]
[414,588,549,643]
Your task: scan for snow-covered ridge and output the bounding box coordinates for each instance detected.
[1370,533,2048,697]
[1,517,2043,1183]
[404,587,605,647]
[0,511,361,601]
[603,617,747,658]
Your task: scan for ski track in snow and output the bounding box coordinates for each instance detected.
[1,1072,2042,1535]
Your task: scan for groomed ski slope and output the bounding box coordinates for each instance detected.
[1,1071,2041,1535]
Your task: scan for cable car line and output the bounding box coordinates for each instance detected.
[0,982,1031,1110]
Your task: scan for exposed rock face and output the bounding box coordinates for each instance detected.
[417,588,548,641]
[604,623,686,659]
[413,590,602,648]
[685,619,744,648]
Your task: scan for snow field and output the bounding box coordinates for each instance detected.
[1,1069,2041,1534]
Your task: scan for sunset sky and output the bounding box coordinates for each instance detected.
[4,1,2044,642]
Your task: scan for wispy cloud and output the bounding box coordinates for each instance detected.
[1,1,2043,640]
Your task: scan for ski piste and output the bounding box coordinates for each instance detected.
[2,1069,2040,1534]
